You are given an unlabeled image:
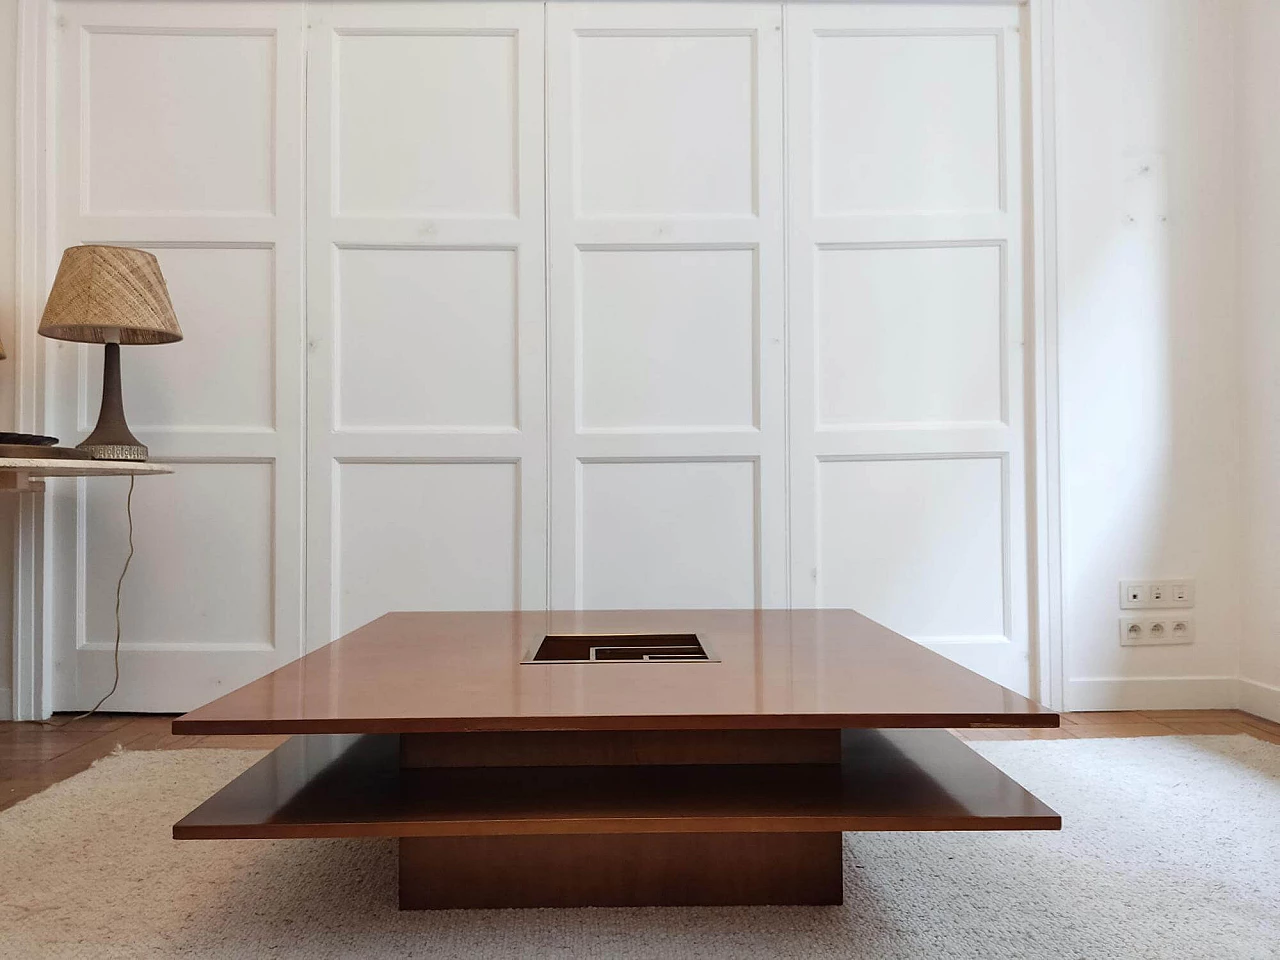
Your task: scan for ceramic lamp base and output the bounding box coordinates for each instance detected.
[79,343,148,462]
[77,441,148,462]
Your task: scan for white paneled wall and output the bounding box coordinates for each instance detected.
[42,0,1033,710]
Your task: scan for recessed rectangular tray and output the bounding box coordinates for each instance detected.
[173,730,1061,840]
[524,633,718,664]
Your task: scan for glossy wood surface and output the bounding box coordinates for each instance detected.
[171,730,1061,840]
[398,832,843,909]
[174,610,1057,734]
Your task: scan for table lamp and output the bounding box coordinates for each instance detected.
[38,245,183,461]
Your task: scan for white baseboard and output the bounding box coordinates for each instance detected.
[1239,678,1280,724]
[0,688,11,721]
[1065,676,1239,711]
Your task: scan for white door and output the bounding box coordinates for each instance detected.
[785,2,1031,691]
[47,0,307,711]
[303,1,548,649]
[546,1,788,609]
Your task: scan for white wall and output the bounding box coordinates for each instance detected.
[0,0,19,720]
[1055,0,1242,709]
[1238,0,1280,723]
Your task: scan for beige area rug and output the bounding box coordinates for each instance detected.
[1,736,1278,960]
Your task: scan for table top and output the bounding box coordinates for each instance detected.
[175,610,1056,735]
[0,457,174,478]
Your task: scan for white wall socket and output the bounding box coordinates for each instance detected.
[1120,616,1195,646]
[1120,580,1195,610]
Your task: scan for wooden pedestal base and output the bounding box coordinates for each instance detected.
[398,832,843,909]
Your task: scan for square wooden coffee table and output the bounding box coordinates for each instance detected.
[173,610,1060,909]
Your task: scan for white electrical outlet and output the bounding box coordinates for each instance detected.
[1120,616,1195,646]
[1120,580,1195,610]
[1121,618,1145,645]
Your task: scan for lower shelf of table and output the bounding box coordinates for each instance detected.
[172,729,1060,840]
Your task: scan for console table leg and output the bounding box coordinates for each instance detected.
[398,832,844,910]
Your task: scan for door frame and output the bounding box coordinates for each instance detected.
[9,0,1066,720]
[10,0,56,721]
[1025,0,1065,711]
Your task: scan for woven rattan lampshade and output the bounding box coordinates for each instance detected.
[37,245,182,461]
[38,245,182,345]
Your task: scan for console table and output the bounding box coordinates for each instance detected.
[0,457,172,492]
[173,609,1060,910]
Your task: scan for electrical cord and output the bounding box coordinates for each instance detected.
[39,475,136,727]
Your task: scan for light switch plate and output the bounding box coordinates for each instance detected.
[1120,580,1195,610]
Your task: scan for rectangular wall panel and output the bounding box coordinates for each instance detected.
[817,458,1005,638]
[574,33,757,218]
[335,462,520,633]
[579,248,758,430]
[816,244,1003,426]
[548,2,785,609]
[85,30,275,215]
[83,465,275,650]
[336,248,519,430]
[336,33,518,217]
[813,32,1002,215]
[579,460,758,609]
